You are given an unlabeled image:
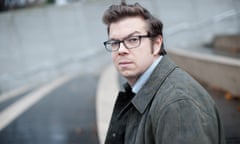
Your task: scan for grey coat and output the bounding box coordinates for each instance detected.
[105,56,225,144]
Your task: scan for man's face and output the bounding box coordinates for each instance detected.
[109,16,162,85]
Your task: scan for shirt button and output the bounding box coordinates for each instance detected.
[112,133,116,138]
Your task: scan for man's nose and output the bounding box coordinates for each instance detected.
[118,42,128,53]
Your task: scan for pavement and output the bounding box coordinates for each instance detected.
[0,47,108,143]
[0,73,100,144]
[96,64,118,144]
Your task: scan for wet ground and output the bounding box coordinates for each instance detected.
[0,74,99,144]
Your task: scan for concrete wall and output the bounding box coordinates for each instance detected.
[0,2,109,93]
[152,0,240,48]
[168,48,240,96]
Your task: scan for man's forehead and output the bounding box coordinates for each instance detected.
[109,17,147,38]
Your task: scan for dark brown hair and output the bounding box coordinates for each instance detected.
[102,2,166,55]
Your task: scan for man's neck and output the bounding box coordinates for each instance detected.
[130,56,163,93]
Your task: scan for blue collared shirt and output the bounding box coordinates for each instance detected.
[132,56,163,94]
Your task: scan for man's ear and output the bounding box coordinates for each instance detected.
[153,35,163,55]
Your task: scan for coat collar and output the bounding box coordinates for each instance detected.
[131,56,178,114]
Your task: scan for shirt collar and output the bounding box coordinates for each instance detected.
[131,56,178,114]
[132,56,163,94]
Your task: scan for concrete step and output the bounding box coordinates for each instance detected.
[213,34,240,56]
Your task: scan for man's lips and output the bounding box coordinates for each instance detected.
[118,61,133,66]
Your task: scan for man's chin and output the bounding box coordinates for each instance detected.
[120,72,135,79]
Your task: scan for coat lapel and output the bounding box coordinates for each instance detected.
[131,56,178,114]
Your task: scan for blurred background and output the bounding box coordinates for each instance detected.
[0,0,239,143]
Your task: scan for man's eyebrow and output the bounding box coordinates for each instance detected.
[124,31,141,39]
[109,31,141,40]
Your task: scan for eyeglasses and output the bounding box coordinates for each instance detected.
[103,35,152,52]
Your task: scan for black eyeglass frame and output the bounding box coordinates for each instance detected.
[103,35,152,52]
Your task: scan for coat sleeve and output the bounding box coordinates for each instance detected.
[153,99,220,144]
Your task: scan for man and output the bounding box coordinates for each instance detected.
[102,2,225,144]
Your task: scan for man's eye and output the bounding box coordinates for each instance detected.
[126,37,139,43]
[110,41,119,47]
